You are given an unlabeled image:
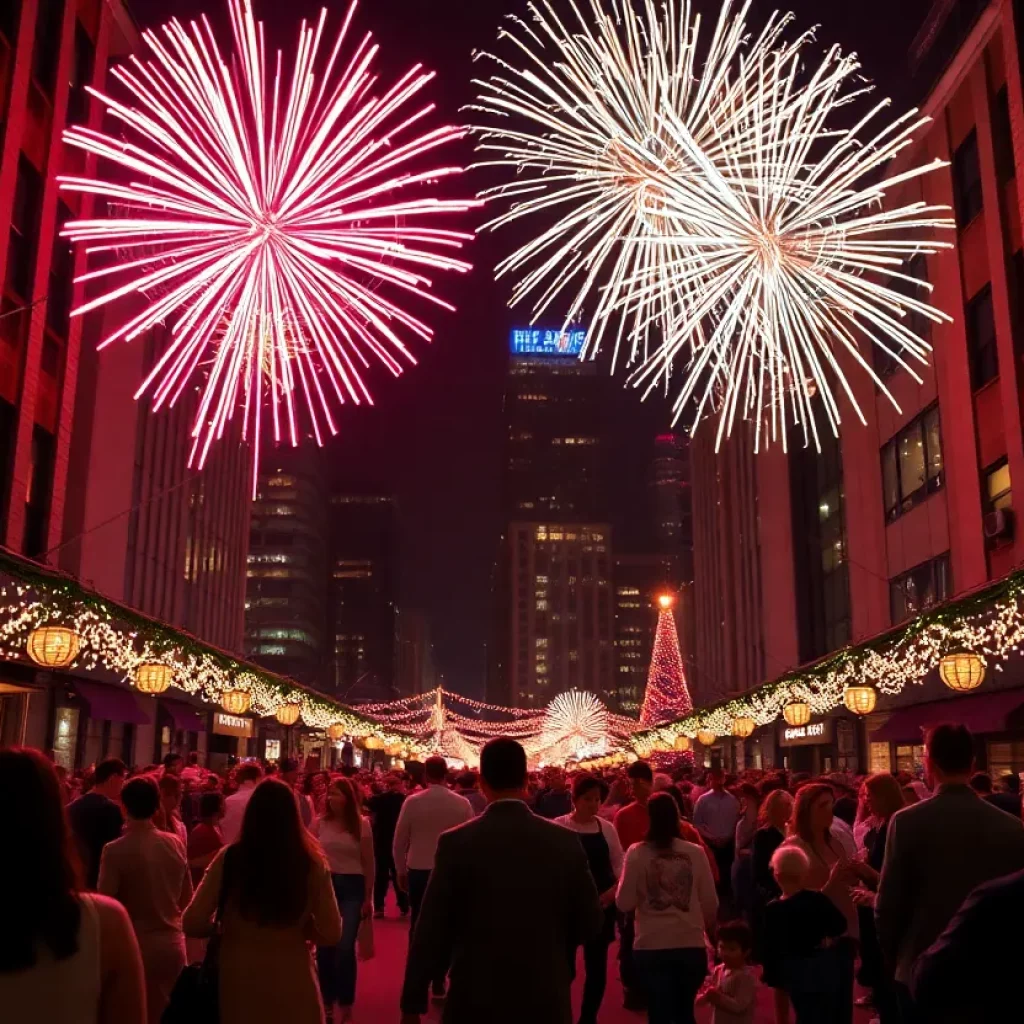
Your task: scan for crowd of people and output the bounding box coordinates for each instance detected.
[2,721,1024,1023]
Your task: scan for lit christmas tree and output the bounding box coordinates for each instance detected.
[640,593,694,727]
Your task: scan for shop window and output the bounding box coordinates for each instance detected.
[869,742,892,774]
[966,285,999,389]
[987,740,1024,779]
[881,405,943,522]
[895,743,925,774]
[890,552,951,624]
[953,128,983,227]
[984,459,1012,512]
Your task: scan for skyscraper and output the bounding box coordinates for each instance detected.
[328,494,398,703]
[650,433,694,587]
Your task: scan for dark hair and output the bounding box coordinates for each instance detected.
[236,763,263,785]
[455,771,477,789]
[627,761,653,783]
[969,771,992,794]
[94,757,127,785]
[572,774,608,802]
[791,783,835,845]
[645,792,681,850]
[279,757,299,774]
[424,756,448,783]
[158,773,182,797]
[162,752,183,770]
[231,779,323,927]
[926,724,974,776]
[664,783,688,818]
[480,738,527,792]
[718,919,753,953]
[1001,773,1021,795]
[200,792,224,818]
[0,749,82,971]
[739,783,760,802]
[122,776,160,819]
[323,777,362,838]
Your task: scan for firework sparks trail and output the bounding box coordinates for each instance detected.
[60,0,479,490]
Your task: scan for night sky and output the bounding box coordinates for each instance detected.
[126,0,932,694]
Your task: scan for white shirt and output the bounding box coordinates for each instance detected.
[693,789,741,843]
[616,839,718,950]
[220,781,257,845]
[392,784,473,873]
[831,817,858,859]
[314,816,371,875]
[554,814,625,879]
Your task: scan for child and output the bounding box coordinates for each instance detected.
[698,919,757,1023]
[761,845,849,1024]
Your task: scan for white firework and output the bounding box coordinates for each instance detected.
[472,0,955,450]
[537,689,610,761]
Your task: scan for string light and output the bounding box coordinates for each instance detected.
[640,594,694,727]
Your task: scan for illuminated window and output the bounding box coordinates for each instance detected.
[985,460,1012,512]
[881,405,943,523]
[535,600,548,611]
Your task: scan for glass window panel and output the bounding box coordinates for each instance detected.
[924,407,943,483]
[897,423,927,501]
[987,463,1012,508]
[882,443,899,517]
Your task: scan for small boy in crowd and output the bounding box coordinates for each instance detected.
[698,919,757,1023]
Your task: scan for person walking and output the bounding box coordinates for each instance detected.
[97,777,192,1024]
[313,778,375,1023]
[280,757,313,828]
[67,757,127,889]
[875,723,1024,1021]
[399,738,603,1024]
[183,778,342,1024]
[157,773,188,848]
[220,762,262,844]
[693,768,741,904]
[454,771,487,815]
[393,755,473,1001]
[616,792,719,1024]
[367,774,409,917]
[0,748,146,1024]
[535,768,574,819]
[556,774,625,1024]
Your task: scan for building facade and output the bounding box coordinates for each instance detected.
[692,0,1024,775]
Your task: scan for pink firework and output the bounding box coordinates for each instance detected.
[59,0,477,487]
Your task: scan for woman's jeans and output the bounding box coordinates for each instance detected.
[634,946,707,1024]
[317,873,365,1007]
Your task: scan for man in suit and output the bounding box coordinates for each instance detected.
[876,723,1024,1018]
[911,866,1024,1021]
[399,737,604,1024]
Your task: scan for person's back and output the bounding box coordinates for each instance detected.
[220,765,263,845]
[68,759,127,889]
[400,739,602,1024]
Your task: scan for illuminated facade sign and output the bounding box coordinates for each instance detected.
[778,718,834,747]
[510,328,587,356]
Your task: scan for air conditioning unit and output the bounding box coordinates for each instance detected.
[984,507,1014,541]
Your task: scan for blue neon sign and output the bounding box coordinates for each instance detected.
[510,327,587,356]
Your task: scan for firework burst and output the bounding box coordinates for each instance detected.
[60,0,478,486]
[472,0,954,449]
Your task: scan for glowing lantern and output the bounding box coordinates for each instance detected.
[275,704,301,727]
[673,734,691,752]
[783,700,811,727]
[843,685,877,716]
[221,689,251,715]
[939,652,986,692]
[696,729,717,747]
[385,743,402,757]
[136,663,173,695]
[26,625,81,669]
[327,724,346,742]
[364,736,384,750]
[731,716,755,739]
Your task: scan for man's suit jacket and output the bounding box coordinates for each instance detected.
[875,783,1024,983]
[400,798,603,1024]
[911,867,1024,1022]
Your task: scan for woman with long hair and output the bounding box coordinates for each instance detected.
[0,748,146,1024]
[597,774,631,821]
[313,777,374,1024]
[183,778,342,1024]
[616,792,718,1024]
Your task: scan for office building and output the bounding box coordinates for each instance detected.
[328,494,398,703]
[396,607,437,697]
[246,451,328,688]
[650,433,694,586]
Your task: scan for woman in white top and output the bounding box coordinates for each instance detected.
[313,777,374,1023]
[616,791,718,1024]
[556,774,625,1024]
[0,748,146,1024]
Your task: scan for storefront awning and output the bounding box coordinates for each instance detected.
[74,680,151,725]
[162,700,206,733]
[870,689,1024,743]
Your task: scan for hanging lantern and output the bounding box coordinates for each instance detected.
[696,729,717,747]
[26,625,81,669]
[940,652,986,692]
[136,663,173,695]
[843,684,877,716]
[673,734,691,752]
[327,723,346,742]
[385,743,402,757]
[783,700,811,727]
[275,704,301,727]
[364,736,383,750]
[220,689,251,715]
[731,716,755,739]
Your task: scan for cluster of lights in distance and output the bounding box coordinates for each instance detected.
[60,0,478,492]
[472,0,953,452]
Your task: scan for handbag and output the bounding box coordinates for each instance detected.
[357,912,375,961]
[162,848,234,1024]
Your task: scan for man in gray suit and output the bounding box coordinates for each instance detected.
[400,737,604,1024]
[876,723,1024,1016]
